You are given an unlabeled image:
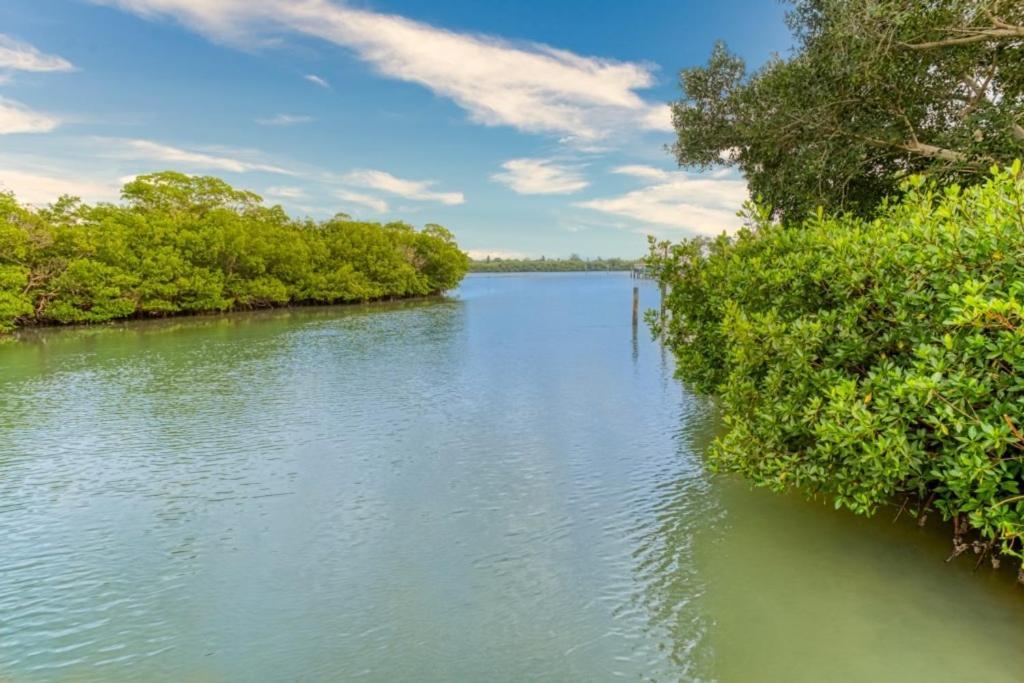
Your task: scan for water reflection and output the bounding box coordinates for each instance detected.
[628,400,722,681]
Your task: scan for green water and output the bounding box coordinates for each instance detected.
[1,273,1022,682]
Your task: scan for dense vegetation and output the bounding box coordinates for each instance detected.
[0,172,469,331]
[647,165,1024,571]
[672,0,1024,219]
[469,256,636,273]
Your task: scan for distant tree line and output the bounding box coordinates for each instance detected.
[469,255,637,273]
[0,171,469,331]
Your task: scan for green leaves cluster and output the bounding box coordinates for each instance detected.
[0,171,469,331]
[672,0,1024,219]
[647,163,1024,560]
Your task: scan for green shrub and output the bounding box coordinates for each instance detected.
[647,163,1024,564]
[0,172,469,331]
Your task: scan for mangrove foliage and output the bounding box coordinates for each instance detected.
[0,171,469,331]
[647,165,1024,570]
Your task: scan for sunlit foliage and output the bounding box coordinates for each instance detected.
[0,172,469,330]
[647,164,1024,565]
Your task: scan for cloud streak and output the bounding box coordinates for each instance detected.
[491,158,588,195]
[95,0,671,141]
[334,189,388,213]
[304,73,329,88]
[264,185,307,199]
[108,138,298,175]
[0,165,119,204]
[255,113,313,125]
[0,98,60,134]
[343,169,464,205]
[577,169,748,236]
[0,34,75,72]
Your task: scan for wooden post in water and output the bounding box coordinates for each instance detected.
[659,282,666,331]
[632,286,639,330]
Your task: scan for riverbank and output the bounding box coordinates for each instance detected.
[4,291,455,337]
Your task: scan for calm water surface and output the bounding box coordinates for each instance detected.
[1,273,1022,682]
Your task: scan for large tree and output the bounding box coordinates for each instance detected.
[671,0,1024,219]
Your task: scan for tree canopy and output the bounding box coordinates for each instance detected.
[671,0,1024,219]
[0,172,469,331]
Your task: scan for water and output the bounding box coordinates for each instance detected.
[1,272,1022,682]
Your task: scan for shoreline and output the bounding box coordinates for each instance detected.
[4,291,456,340]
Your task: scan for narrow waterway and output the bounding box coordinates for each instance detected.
[1,273,1021,682]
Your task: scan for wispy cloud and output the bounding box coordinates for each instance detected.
[264,185,307,199]
[334,189,388,213]
[491,158,588,195]
[0,97,60,134]
[611,164,670,181]
[0,165,119,204]
[577,169,748,236]
[95,0,671,142]
[304,73,329,88]
[107,138,297,175]
[343,169,464,205]
[0,34,75,72]
[255,113,313,126]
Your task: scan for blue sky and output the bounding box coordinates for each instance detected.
[0,0,790,258]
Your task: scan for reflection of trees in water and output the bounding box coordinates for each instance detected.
[625,397,725,681]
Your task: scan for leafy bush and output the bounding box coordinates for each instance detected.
[0,172,469,331]
[647,163,1024,566]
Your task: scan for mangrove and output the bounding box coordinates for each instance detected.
[0,171,470,331]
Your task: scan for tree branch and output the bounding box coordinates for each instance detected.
[1013,121,1024,142]
[859,133,997,167]
[901,25,1024,50]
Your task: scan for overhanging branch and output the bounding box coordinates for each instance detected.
[901,24,1024,50]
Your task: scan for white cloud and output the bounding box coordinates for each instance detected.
[94,0,672,142]
[343,169,464,205]
[255,113,313,125]
[109,138,297,175]
[0,34,75,72]
[641,103,672,133]
[491,158,587,195]
[0,97,60,134]
[265,185,307,199]
[304,73,329,88]
[0,166,119,205]
[577,170,748,236]
[611,164,670,181]
[334,189,388,213]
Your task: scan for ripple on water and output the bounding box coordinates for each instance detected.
[2,276,1023,682]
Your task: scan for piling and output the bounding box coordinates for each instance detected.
[632,286,639,329]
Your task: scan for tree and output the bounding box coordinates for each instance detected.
[671,0,1024,219]
[646,164,1024,566]
[0,173,471,331]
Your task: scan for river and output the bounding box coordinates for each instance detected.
[1,272,1022,682]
